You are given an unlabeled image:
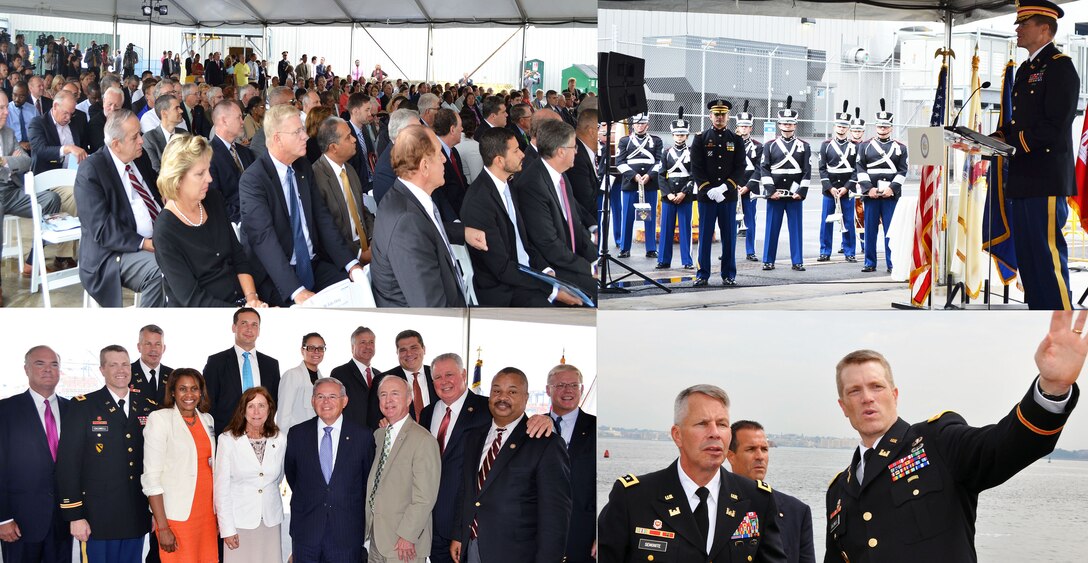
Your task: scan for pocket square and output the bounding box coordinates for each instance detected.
[730,511,760,539]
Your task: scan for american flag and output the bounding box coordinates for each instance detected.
[910,63,948,307]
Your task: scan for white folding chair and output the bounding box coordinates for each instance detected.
[2,215,23,264]
[357,264,377,308]
[451,244,478,306]
[25,169,81,307]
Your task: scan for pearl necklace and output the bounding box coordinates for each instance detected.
[175,202,205,227]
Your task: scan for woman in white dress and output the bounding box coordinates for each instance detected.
[275,332,327,432]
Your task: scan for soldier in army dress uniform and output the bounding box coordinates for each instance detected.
[735,101,763,262]
[690,99,748,286]
[615,113,664,259]
[817,102,858,263]
[656,107,695,270]
[758,96,810,271]
[825,310,1085,563]
[598,384,787,563]
[56,345,157,563]
[855,99,907,273]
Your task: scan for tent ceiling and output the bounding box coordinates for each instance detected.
[1,0,595,27]
[600,0,1073,24]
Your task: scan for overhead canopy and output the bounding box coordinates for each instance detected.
[0,0,595,27]
[600,0,1071,24]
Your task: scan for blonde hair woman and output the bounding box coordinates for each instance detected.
[152,135,267,307]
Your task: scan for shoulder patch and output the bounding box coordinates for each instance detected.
[618,474,639,488]
[74,394,86,401]
[756,480,773,493]
[829,470,844,487]
[927,410,954,423]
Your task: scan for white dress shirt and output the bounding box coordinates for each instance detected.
[107,387,131,417]
[234,345,263,389]
[549,408,578,447]
[140,360,161,390]
[317,414,345,466]
[268,153,315,263]
[677,462,720,555]
[429,389,468,448]
[28,388,62,439]
[140,108,162,133]
[541,160,570,221]
[384,414,408,450]
[107,147,156,242]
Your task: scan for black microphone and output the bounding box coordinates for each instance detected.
[949,81,992,129]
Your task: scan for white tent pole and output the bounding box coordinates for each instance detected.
[349,23,355,74]
[427,23,433,83]
[520,23,528,90]
[112,17,118,63]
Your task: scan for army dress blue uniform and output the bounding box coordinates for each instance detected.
[599,461,788,563]
[855,102,907,272]
[615,114,664,257]
[736,104,763,261]
[825,379,1077,562]
[759,101,810,270]
[55,387,156,563]
[690,99,748,285]
[657,111,695,269]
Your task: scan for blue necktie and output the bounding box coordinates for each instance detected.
[320,426,334,483]
[241,351,253,391]
[503,184,531,267]
[286,168,316,290]
[19,108,27,141]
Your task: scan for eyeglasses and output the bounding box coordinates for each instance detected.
[278,126,306,137]
[549,382,582,391]
[303,345,327,352]
[314,394,341,401]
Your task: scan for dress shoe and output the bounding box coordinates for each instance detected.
[792,264,806,271]
[654,263,670,270]
[746,254,759,262]
[838,248,845,254]
[817,255,830,262]
[762,263,775,271]
[645,250,657,258]
[22,262,56,278]
[692,278,708,287]
[887,267,893,273]
[862,265,876,272]
[845,256,857,263]
[722,278,736,286]
[618,251,630,258]
[54,256,77,270]
[682,264,695,270]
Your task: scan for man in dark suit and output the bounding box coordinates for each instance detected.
[505,102,532,151]
[28,89,90,174]
[451,367,572,563]
[520,109,560,181]
[285,376,375,562]
[129,324,173,404]
[74,109,166,307]
[516,119,598,301]
[546,364,597,563]
[461,127,582,307]
[28,75,52,117]
[277,51,292,85]
[180,83,209,138]
[86,86,124,153]
[727,421,815,563]
[372,108,419,204]
[202,308,281,435]
[238,104,364,307]
[0,346,72,563]
[329,326,384,430]
[312,116,373,263]
[141,94,183,172]
[568,108,601,233]
[376,330,439,423]
[434,109,468,219]
[472,96,506,141]
[345,92,376,193]
[208,100,255,223]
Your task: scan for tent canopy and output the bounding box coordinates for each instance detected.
[600,0,1071,24]
[1,0,594,27]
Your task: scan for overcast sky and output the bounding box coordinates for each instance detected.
[599,311,1088,449]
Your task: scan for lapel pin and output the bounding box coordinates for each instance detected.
[878,449,890,457]
[726,508,736,518]
[510,443,517,449]
[668,507,681,517]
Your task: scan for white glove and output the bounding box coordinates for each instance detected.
[707,185,727,202]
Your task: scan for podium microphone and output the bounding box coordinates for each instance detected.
[949,81,991,129]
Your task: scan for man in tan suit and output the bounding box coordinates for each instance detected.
[365,374,441,562]
[312,116,374,264]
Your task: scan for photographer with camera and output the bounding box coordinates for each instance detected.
[123,44,138,79]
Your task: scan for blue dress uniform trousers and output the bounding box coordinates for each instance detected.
[820,195,856,257]
[763,198,803,266]
[863,198,897,269]
[658,198,693,266]
[697,200,738,280]
[83,538,143,563]
[741,194,758,256]
[620,189,658,253]
[1009,196,1072,310]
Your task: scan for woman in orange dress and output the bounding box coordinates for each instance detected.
[141,368,218,562]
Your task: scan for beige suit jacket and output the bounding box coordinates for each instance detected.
[364,417,441,558]
[312,154,374,258]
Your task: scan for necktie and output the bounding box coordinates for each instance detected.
[149,368,157,395]
[365,366,373,388]
[229,144,243,172]
[126,164,159,220]
[370,428,393,508]
[412,372,424,422]
[431,201,467,298]
[471,427,506,539]
[19,109,26,141]
[553,414,563,438]
[44,399,59,461]
[857,447,875,483]
[320,426,334,483]
[694,486,710,553]
[340,167,368,251]
[558,176,576,252]
[502,184,531,267]
[436,406,452,455]
[35,98,42,115]
[449,148,465,187]
[354,126,372,177]
[286,168,316,290]
[117,398,126,417]
[241,351,253,391]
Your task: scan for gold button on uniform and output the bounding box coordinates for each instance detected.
[128,447,133,452]
[475,501,481,507]
[126,434,131,439]
[647,556,653,561]
[913,489,919,496]
[748,556,754,561]
[863,511,872,521]
[868,538,878,548]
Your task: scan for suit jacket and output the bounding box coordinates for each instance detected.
[347,121,375,190]
[379,365,438,421]
[209,134,255,223]
[285,416,375,552]
[74,148,162,307]
[202,347,281,436]
[440,146,469,215]
[0,125,31,190]
[567,142,599,229]
[130,360,173,404]
[312,154,374,258]
[460,170,553,307]
[28,109,90,174]
[238,152,357,305]
[419,392,491,546]
[371,179,468,307]
[143,125,184,172]
[565,409,597,563]
[372,143,396,203]
[365,419,441,558]
[453,416,572,563]
[330,360,383,430]
[473,118,494,141]
[214,431,288,536]
[515,157,598,300]
[0,391,69,543]
[185,104,211,138]
[86,110,107,153]
[773,490,815,563]
[140,407,216,521]
[507,123,531,151]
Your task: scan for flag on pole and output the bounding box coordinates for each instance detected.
[951,45,988,299]
[982,58,1018,283]
[910,61,947,307]
[1072,115,1088,229]
[471,350,482,394]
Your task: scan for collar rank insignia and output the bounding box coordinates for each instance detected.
[726,508,736,518]
[664,494,674,500]
[668,507,681,517]
[730,493,739,500]
[878,449,891,457]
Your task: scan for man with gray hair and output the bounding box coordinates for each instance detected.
[208,99,255,223]
[249,86,292,158]
[546,364,596,563]
[179,82,208,136]
[372,108,421,203]
[417,93,441,128]
[86,85,124,152]
[139,78,183,133]
[598,384,787,562]
[312,115,374,263]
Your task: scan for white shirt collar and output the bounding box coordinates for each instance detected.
[28,387,56,405]
[323,154,346,175]
[676,460,720,506]
[442,389,469,412]
[484,168,508,195]
[400,178,438,220]
[1029,41,1053,63]
[140,360,160,377]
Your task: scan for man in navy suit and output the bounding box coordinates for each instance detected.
[0,346,71,563]
[377,330,439,423]
[345,92,376,193]
[546,364,597,563]
[238,103,364,307]
[329,326,384,430]
[202,308,281,435]
[129,324,172,404]
[208,99,255,223]
[435,108,467,218]
[28,89,90,174]
[285,376,375,562]
[727,421,815,563]
[451,367,572,563]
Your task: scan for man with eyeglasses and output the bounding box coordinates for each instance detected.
[546,364,596,563]
[202,308,281,435]
[278,332,329,433]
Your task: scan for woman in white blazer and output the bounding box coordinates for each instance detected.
[214,385,287,562]
[276,332,327,432]
[141,368,218,562]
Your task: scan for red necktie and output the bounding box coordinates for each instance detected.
[126,164,159,220]
[365,366,373,388]
[412,372,424,422]
[559,176,576,252]
[470,427,506,539]
[44,399,59,461]
[449,149,465,187]
[436,406,452,455]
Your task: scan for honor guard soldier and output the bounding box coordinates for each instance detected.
[855,99,907,273]
[826,311,1085,563]
[758,96,811,271]
[615,113,664,258]
[56,345,157,563]
[735,101,763,262]
[848,109,867,255]
[690,99,748,286]
[656,107,695,270]
[817,101,859,263]
[598,384,788,563]
[991,0,1079,309]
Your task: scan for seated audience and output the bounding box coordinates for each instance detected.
[312,116,374,264]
